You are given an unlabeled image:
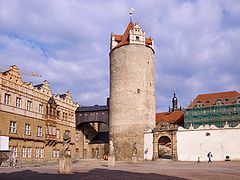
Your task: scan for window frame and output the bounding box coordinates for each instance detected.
[39,104,43,113]
[4,93,11,105]
[9,121,17,133]
[24,124,31,135]
[22,147,27,158]
[27,147,32,158]
[16,97,22,108]
[27,100,33,111]
[37,126,42,137]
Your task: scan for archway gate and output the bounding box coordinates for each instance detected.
[152,121,178,160]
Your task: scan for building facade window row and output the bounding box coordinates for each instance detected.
[9,120,66,139]
[9,146,44,158]
[9,121,44,137]
[4,93,44,114]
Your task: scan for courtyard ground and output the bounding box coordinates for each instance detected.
[0,159,240,180]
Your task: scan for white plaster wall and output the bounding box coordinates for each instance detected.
[144,132,153,160]
[0,136,9,150]
[177,125,240,161]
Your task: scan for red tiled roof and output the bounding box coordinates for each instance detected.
[112,22,153,49]
[145,37,153,46]
[113,21,134,49]
[114,35,122,42]
[156,111,184,125]
[188,91,240,108]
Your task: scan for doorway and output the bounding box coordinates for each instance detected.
[158,136,172,159]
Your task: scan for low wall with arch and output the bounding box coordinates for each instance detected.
[177,123,240,161]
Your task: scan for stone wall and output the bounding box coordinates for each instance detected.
[177,123,240,161]
[109,44,155,160]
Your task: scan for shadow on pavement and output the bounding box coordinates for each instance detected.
[0,168,187,180]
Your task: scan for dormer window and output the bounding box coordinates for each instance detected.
[196,101,203,107]
[237,98,240,104]
[216,99,223,106]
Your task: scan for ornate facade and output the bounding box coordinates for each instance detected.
[0,65,78,164]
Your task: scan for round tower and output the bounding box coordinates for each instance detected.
[109,21,156,160]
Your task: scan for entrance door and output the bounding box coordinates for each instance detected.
[158,136,172,159]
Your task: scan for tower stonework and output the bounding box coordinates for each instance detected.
[109,21,156,160]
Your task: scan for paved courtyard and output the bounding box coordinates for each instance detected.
[0,159,240,180]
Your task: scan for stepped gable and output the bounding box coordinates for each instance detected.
[111,21,154,50]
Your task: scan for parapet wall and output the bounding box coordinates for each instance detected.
[177,123,240,161]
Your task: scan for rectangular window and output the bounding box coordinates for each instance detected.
[52,150,56,158]
[9,121,17,133]
[137,89,140,93]
[39,104,43,113]
[27,100,32,111]
[24,124,31,135]
[36,148,40,158]
[37,126,42,137]
[27,147,32,158]
[48,126,52,135]
[56,129,60,139]
[4,94,11,105]
[10,146,18,157]
[40,148,44,158]
[52,126,56,136]
[46,126,49,135]
[22,147,27,158]
[57,111,60,118]
[16,97,22,108]
[56,150,59,157]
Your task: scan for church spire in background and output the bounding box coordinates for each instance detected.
[172,89,178,111]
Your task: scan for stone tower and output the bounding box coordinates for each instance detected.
[109,21,156,160]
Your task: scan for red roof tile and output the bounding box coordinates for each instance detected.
[156,111,184,125]
[188,91,240,108]
[112,22,153,50]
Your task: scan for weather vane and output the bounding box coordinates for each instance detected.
[129,7,135,22]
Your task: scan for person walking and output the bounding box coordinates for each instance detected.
[207,152,213,163]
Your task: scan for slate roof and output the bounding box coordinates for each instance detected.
[34,84,44,89]
[76,105,108,112]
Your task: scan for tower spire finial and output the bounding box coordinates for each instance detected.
[129,8,135,22]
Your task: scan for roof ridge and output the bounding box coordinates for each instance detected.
[198,91,239,96]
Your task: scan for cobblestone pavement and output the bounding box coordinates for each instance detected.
[0,159,240,180]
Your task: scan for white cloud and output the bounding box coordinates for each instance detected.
[0,0,239,112]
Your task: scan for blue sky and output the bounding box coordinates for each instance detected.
[0,0,239,112]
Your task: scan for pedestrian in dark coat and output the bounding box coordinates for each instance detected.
[207,152,213,163]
